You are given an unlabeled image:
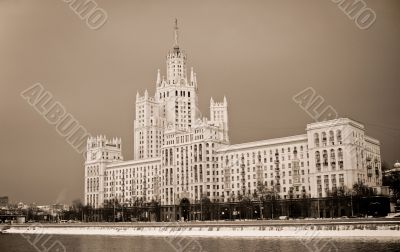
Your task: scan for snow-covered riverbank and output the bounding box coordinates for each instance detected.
[3,223,400,238]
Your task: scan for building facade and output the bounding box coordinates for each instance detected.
[84,20,383,220]
[0,196,8,208]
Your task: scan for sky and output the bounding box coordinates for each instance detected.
[0,0,399,205]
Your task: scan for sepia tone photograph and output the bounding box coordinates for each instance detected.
[1,0,400,251]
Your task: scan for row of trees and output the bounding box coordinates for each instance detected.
[12,180,387,223]
[60,199,161,222]
[59,181,385,222]
[383,171,400,204]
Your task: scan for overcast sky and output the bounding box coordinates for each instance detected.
[1,0,399,205]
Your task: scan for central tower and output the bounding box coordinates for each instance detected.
[134,19,202,160]
[155,19,199,132]
[166,18,187,83]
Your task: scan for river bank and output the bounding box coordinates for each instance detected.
[2,219,400,238]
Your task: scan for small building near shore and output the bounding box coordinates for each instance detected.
[0,196,8,208]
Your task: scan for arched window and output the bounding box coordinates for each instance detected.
[194,145,198,162]
[330,149,336,161]
[199,144,203,161]
[338,148,343,160]
[322,132,327,146]
[314,133,320,147]
[194,165,198,182]
[337,130,342,143]
[323,150,328,166]
[329,131,334,145]
[315,151,321,168]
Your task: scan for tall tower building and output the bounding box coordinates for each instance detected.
[84,20,382,222]
[210,96,229,142]
[155,19,200,132]
[84,136,122,206]
[134,90,162,160]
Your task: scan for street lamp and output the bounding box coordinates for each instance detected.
[350,191,354,217]
[200,196,203,221]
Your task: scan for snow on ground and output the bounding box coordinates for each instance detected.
[3,225,400,238]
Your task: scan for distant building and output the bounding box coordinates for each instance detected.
[0,196,9,207]
[84,20,384,221]
[383,161,400,212]
[17,202,28,209]
[51,204,69,212]
[383,161,400,175]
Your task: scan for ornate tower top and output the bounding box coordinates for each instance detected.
[166,18,187,83]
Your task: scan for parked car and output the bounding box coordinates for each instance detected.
[385,213,400,218]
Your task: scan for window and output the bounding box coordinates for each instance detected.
[338,148,343,160]
[329,131,335,145]
[323,150,328,166]
[330,149,336,161]
[322,132,327,146]
[314,133,320,147]
[315,151,321,164]
[337,130,342,143]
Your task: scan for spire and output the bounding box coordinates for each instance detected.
[173,18,179,49]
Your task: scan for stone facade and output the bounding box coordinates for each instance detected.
[84,21,382,221]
